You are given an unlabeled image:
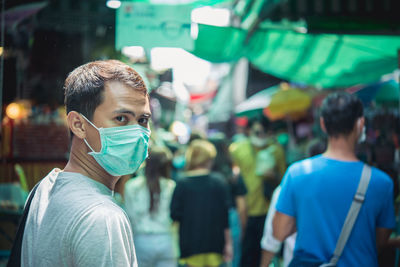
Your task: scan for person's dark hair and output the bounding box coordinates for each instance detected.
[247,115,270,132]
[320,92,363,137]
[64,60,148,120]
[145,146,172,213]
[209,134,233,179]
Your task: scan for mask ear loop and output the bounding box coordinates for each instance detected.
[80,113,100,153]
[80,114,100,131]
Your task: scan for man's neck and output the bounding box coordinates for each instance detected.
[323,135,359,162]
[63,138,119,190]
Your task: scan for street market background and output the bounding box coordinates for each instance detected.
[0,0,399,265]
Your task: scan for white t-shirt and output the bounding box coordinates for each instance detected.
[261,186,296,267]
[21,169,137,267]
[124,176,175,234]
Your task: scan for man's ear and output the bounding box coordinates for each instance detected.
[357,117,365,130]
[67,111,86,139]
[320,117,327,133]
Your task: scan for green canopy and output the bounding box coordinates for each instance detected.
[246,29,400,88]
[189,25,400,88]
[190,24,247,62]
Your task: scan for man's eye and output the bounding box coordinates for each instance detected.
[138,117,149,125]
[116,116,127,123]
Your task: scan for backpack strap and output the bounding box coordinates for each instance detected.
[321,164,372,267]
[7,182,41,267]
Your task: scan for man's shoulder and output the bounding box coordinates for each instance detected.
[370,166,394,188]
[74,200,130,229]
[286,155,322,176]
[229,138,251,153]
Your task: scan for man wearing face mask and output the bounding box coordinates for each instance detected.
[270,92,395,266]
[19,60,151,266]
[229,116,286,267]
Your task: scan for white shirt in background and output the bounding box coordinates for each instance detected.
[124,176,176,234]
[261,186,297,267]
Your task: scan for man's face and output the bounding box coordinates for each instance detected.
[84,80,151,152]
[249,122,268,148]
[250,122,266,139]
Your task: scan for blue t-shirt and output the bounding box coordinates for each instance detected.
[276,155,395,267]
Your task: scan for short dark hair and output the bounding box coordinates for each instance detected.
[320,92,363,137]
[64,60,148,120]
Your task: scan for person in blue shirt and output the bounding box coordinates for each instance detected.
[272,92,395,267]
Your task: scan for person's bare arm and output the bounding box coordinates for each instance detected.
[376,227,392,252]
[260,211,294,267]
[235,196,247,233]
[260,249,276,267]
[223,228,233,262]
[273,211,296,241]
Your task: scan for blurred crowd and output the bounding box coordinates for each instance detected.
[112,104,400,267]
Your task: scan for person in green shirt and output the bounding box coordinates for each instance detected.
[229,116,286,267]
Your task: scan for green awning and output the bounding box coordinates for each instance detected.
[190,24,247,62]
[246,29,400,88]
[190,24,400,88]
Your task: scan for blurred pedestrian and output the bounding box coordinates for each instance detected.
[209,134,247,267]
[170,139,232,267]
[16,60,150,266]
[273,92,395,266]
[229,116,286,267]
[260,137,326,267]
[124,146,177,267]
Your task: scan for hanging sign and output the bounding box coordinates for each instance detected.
[116,2,193,50]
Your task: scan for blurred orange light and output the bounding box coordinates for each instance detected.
[6,103,23,119]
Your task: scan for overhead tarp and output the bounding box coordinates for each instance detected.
[190,25,400,88]
[246,29,400,88]
[190,24,247,62]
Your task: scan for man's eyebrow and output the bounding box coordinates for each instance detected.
[113,109,136,117]
[113,109,152,118]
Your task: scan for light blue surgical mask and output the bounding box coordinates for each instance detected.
[81,114,151,176]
